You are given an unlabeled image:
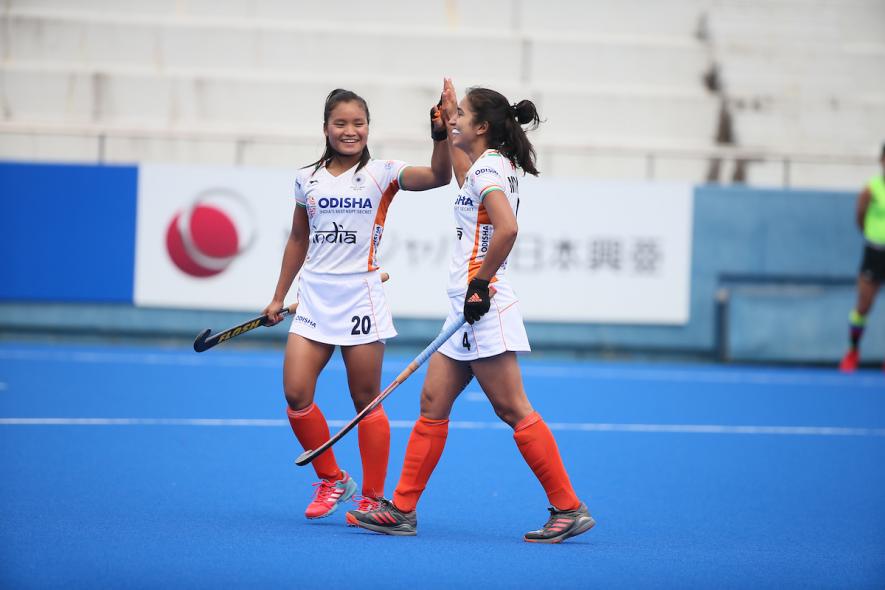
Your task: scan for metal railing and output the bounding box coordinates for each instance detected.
[1,122,876,189]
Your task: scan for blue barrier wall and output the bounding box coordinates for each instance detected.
[693,186,882,362]
[522,185,875,361]
[1,162,880,363]
[0,162,137,302]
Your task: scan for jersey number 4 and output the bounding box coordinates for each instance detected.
[462,331,471,350]
[351,315,372,335]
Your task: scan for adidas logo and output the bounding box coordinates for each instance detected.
[467,293,483,303]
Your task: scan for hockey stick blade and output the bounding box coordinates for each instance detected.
[193,304,294,353]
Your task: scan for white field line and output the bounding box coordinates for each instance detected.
[0,348,881,388]
[1,417,884,437]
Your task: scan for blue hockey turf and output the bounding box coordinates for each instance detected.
[1,342,884,588]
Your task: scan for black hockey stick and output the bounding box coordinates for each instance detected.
[192,303,297,352]
[193,272,389,353]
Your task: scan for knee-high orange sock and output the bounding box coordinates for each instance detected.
[287,403,342,482]
[392,416,449,513]
[513,411,581,511]
[357,405,390,498]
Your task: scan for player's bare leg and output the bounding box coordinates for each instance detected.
[856,276,880,316]
[284,334,356,518]
[283,333,334,410]
[469,351,533,427]
[340,341,385,411]
[473,351,594,543]
[341,342,389,507]
[841,277,880,372]
[419,352,474,420]
[347,352,472,534]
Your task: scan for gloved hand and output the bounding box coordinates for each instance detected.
[430,100,447,141]
[463,278,491,324]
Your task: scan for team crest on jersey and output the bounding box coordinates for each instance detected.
[306,195,318,218]
[351,174,367,191]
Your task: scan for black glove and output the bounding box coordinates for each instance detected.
[430,101,447,141]
[463,278,491,324]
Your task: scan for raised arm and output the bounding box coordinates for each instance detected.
[399,133,452,190]
[399,81,454,191]
[441,78,473,188]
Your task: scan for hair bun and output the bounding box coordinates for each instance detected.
[513,100,541,128]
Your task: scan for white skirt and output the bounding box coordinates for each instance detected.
[289,271,397,346]
[438,280,531,361]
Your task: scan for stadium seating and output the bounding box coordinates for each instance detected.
[1,0,881,186]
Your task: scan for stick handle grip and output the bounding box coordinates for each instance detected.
[411,315,465,370]
[270,303,297,322]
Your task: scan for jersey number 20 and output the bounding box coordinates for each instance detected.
[351,315,372,335]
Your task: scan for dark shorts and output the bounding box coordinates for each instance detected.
[860,244,885,283]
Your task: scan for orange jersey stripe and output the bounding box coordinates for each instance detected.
[367,180,399,271]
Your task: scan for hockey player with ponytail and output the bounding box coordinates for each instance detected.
[347,80,595,544]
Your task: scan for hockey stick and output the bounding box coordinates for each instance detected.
[193,304,297,353]
[294,313,467,466]
[193,272,389,353]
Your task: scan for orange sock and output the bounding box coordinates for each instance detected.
[357,405,390,498]
[392,416,449,513]
[286,403,342,482]
[513,411,581,511]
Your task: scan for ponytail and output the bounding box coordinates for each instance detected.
[512,100,541,128]
[306,88,371,173]
[465,87,542,176]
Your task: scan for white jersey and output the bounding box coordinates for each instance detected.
[294,159,408,275]
[447,149,519,294]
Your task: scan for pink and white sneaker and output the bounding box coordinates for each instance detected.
[305,471,357,519]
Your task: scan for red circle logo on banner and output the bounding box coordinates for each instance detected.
[165,189,256,278]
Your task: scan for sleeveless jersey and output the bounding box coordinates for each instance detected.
[294,159,408,274]
[447,149,519,294]
[864,174,885,246]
